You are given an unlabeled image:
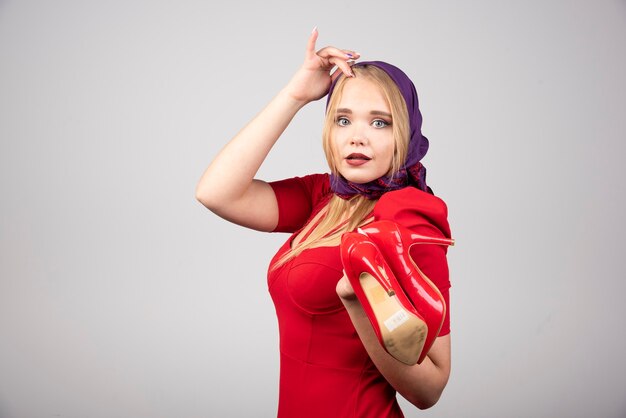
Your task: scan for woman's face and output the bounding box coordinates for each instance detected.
[331,77,395,184]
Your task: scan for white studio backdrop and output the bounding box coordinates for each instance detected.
[1,0,625,417]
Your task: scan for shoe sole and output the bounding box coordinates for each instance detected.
[360,272,427,365]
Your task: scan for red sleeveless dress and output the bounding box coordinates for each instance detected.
[267,174,452,418]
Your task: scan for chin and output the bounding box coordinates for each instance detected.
[338,171,380,185]
[336,162,387,184]
[347,177,376,184]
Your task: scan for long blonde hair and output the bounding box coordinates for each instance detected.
[274,65,410,267]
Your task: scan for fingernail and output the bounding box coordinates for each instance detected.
[312,26,318,34]
[346,53,353,58]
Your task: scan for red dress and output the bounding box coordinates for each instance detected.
[268,174,452,418]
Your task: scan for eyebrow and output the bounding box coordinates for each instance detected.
[336,108,393,118]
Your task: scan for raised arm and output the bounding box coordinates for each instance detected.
[195,29,359,231]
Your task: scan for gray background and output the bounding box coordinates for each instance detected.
[1,0,625,417]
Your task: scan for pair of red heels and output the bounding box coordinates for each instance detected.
[340,220,454,365]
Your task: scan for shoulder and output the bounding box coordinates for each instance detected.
[268,173,332,233]
[270,173,331,202]
[303,173,332,202]
[373,186,451,238]
[268,173,332,216]
[293,173,332,208]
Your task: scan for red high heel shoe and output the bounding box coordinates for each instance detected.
[360,220,454,364]
[340,232,430,365]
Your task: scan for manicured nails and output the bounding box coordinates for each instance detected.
[312,26,318,34]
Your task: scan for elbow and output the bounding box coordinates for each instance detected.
[402,377,448,410]
[195,185,219,211]
[407,393,441,411]
[195,185,208,206]
[415,398,440,411]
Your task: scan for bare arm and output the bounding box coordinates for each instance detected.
[336,276,451,410]
[195,29,359,231]
[195,91,304,231]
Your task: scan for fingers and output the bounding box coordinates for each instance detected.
[330,56,355,78]
[317,46,360,62]
[330,68,343,83]
[330,59,355,82]
[306,26,319,58]
[306,29,360,78]
[318,46,360,77]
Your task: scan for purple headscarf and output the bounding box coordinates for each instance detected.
[326,61,431,199]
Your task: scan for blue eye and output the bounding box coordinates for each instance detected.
[372,119,390,128]
[336,117,350,127]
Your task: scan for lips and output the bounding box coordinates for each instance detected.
[345,153,371,166]
[346,153,371,161]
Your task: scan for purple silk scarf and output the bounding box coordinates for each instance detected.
[326,61,431,199]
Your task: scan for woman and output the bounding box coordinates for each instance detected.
[196,28,453,417]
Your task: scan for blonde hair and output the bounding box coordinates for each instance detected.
[274,65,410,267]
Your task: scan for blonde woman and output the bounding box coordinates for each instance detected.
[196,29,453,417]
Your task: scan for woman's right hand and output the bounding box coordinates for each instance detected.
[284,28,360,104]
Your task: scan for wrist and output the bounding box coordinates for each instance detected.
[278,87,310,110]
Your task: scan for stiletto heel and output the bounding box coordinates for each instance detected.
[360,220,454,364]
[340,232,430,365]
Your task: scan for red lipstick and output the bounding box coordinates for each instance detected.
[346,153,371,166]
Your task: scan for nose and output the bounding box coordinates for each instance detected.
[350,136,366,146]
[350,129,368,146]
[347,121,369,146]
